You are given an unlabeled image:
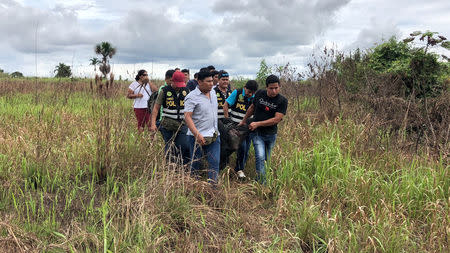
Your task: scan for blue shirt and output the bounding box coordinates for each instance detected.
[226,88,254,106]
[184,87,219,137]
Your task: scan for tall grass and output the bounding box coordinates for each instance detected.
[0,78,448,252]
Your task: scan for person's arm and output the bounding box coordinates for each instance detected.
[224,90,238,118]
[248,97,288,131]
[149,82,158,92]
[223,101,230,118]
[238,104,254,126]
[150,91,166,131]
[127,88,142,99]
[150,103,162,131]
[248,112,284,131]
[184,111,205,145]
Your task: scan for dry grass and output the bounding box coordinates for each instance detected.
[0,77,448,252]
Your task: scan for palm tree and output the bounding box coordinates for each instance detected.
[95,42,116,78]
[89,57,100,73]
[54,63,72,78]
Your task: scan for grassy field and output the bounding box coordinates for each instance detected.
[0,78,448,252]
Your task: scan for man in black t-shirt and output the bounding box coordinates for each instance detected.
[239,75,288,182]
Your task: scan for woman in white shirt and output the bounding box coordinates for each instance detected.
[127,69,157,131]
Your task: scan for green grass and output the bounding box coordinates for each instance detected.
[0,79,448,252]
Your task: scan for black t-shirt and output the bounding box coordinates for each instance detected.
[252,89,288,135]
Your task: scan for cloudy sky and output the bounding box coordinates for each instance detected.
[1,0,449,79]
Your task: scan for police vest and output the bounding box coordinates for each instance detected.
[161,86,189,120]
[230,88,253,123]
[214,86,231,119]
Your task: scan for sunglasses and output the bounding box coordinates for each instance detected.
[142,74,148,76]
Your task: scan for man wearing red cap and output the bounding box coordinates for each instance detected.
[150,70,191,165]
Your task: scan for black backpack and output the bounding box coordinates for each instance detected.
[147,90,158,113]
[142,87,157,113]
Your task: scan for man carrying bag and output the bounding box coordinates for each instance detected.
[150,70,191,166]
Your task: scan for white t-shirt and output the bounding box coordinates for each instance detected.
[129,81,152,108]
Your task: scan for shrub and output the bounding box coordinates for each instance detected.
[333,36,448,98]
[408,49,447,98]
[256,59,272,87]
[230,76,248,89]
[367,37,411,73]
[10,71,24,78]
[333,48,374,93]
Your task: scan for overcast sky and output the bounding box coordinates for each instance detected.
[1,0,449,79]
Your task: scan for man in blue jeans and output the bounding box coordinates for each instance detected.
[239,75,288,182]
[223,80,258,178]
[184,71,221,183]
[150,70,191,166]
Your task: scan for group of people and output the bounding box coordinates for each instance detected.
[127,66,288,184]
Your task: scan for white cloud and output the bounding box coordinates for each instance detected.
[0,1,94,54]
[1,0,449,78]
[103,8,214,63]
[326,0,450,51]
[212,0,350,57]
[346,18,401,50]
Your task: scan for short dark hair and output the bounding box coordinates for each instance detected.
[265,74,280,86]
[199,67,208,72]
[181,69,189,74]
[165,69,175,79]
[245,80,258,91]
[218,70,229,79]
[212,70,219,76]
[194,72,199,79]
[207,65,215,71]
[174,67,180,71]
[197,71,213,81]
[135,69,147,81]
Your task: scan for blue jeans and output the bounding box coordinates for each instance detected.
[235,134,251,172]
[252,133,277,183]
[159,125,191,165]
[189,135,221,183]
